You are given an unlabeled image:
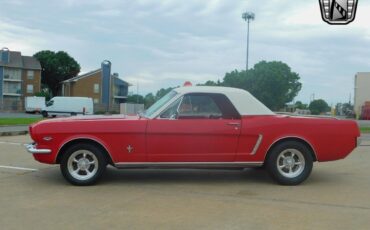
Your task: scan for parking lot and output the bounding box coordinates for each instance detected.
[0,135,369,230]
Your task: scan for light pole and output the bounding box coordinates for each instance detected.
[242,11,255,71]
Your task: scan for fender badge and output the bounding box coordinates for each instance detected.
[126,145,133,153]
[43,136,53,141]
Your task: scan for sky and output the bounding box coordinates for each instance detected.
[1,0,370,105]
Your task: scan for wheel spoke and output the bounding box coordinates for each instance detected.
[295,162,302,165]
[85,169,92,176]
[279,164,286,169]
[67,149,99,181]
[289,166,293,174]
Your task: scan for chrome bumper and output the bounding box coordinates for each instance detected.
[25,143,51,154]
[357,137,362,147]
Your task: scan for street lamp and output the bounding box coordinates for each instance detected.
[242,11,255,71]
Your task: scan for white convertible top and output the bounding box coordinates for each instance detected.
[174,86,274,115]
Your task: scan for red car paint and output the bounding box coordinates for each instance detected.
[29,114,360,165]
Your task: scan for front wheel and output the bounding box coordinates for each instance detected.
[266,141,313,185]
[60,143,107,185]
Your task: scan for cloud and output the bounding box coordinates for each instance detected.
[1,0,370,105]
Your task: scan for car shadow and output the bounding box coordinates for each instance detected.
[99,167,273,185]
[29,165,340,186]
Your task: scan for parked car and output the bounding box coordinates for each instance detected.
[26,86,360,185]
[25,96,45,113]
[41,97,93,118]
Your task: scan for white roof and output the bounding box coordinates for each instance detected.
[174,86,274,115]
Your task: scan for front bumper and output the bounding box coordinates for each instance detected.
[25,143,51,154]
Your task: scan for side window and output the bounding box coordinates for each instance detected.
[178,94,222,119]
[46,100,54,107]
[159,97,182,119]
[158,93,241,120]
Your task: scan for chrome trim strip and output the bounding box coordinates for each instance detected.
[25,143,51,154]
[114,161,263,169]
[251,134,263,155]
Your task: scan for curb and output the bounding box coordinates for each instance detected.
[0,131,28,136]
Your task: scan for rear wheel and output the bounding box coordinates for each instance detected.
[266,141,313,185]
[60,143,107,185]
[41,111,48,118]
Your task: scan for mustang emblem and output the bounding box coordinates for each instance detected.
[126,145,134,153]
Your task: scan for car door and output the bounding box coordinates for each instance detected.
[146,93,241,162]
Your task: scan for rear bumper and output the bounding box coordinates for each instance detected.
[357,136,362,147]
[25,143,51,154]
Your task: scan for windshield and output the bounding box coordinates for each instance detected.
[144,90,178,118]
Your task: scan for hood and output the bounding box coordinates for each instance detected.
[29,114,148,142]
[35,114,142,125]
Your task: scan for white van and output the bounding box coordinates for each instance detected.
[25,96,45,113]
[42,97,93,118]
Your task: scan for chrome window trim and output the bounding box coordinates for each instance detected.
[156,95,184,120]
[251,134,263,155]
[148,92,182,119]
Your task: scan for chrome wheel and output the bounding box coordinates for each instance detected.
[276,148,305,178]
[67,150,98,181]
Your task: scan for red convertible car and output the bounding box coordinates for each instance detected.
[26,86,360,185]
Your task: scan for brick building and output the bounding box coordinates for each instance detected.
[0,47,41,110]
[61,60,130,107]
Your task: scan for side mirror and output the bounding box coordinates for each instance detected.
[169,112,178,120]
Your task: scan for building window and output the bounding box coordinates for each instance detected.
[3,82,22,94]
[94,84,100,93]
[27,84,34,94]
[27,70,34,80]
[3,68,22,80]
[93,98,99,104]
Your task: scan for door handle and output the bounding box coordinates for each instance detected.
[226,122,241,127]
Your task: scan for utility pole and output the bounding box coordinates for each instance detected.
[242,11,255,71]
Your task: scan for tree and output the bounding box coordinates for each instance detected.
[126,94,145,104]
[33,50,81,96]
[155,87,174,99]
[309,99,330,115]
[197,80,222,86]
[35,91,51,101]
[295,101,308,110]
[222,61,302,110]
[144,93,156,108]
[335,102,354,117]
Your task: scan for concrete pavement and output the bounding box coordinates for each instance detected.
[0,135,369,230]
